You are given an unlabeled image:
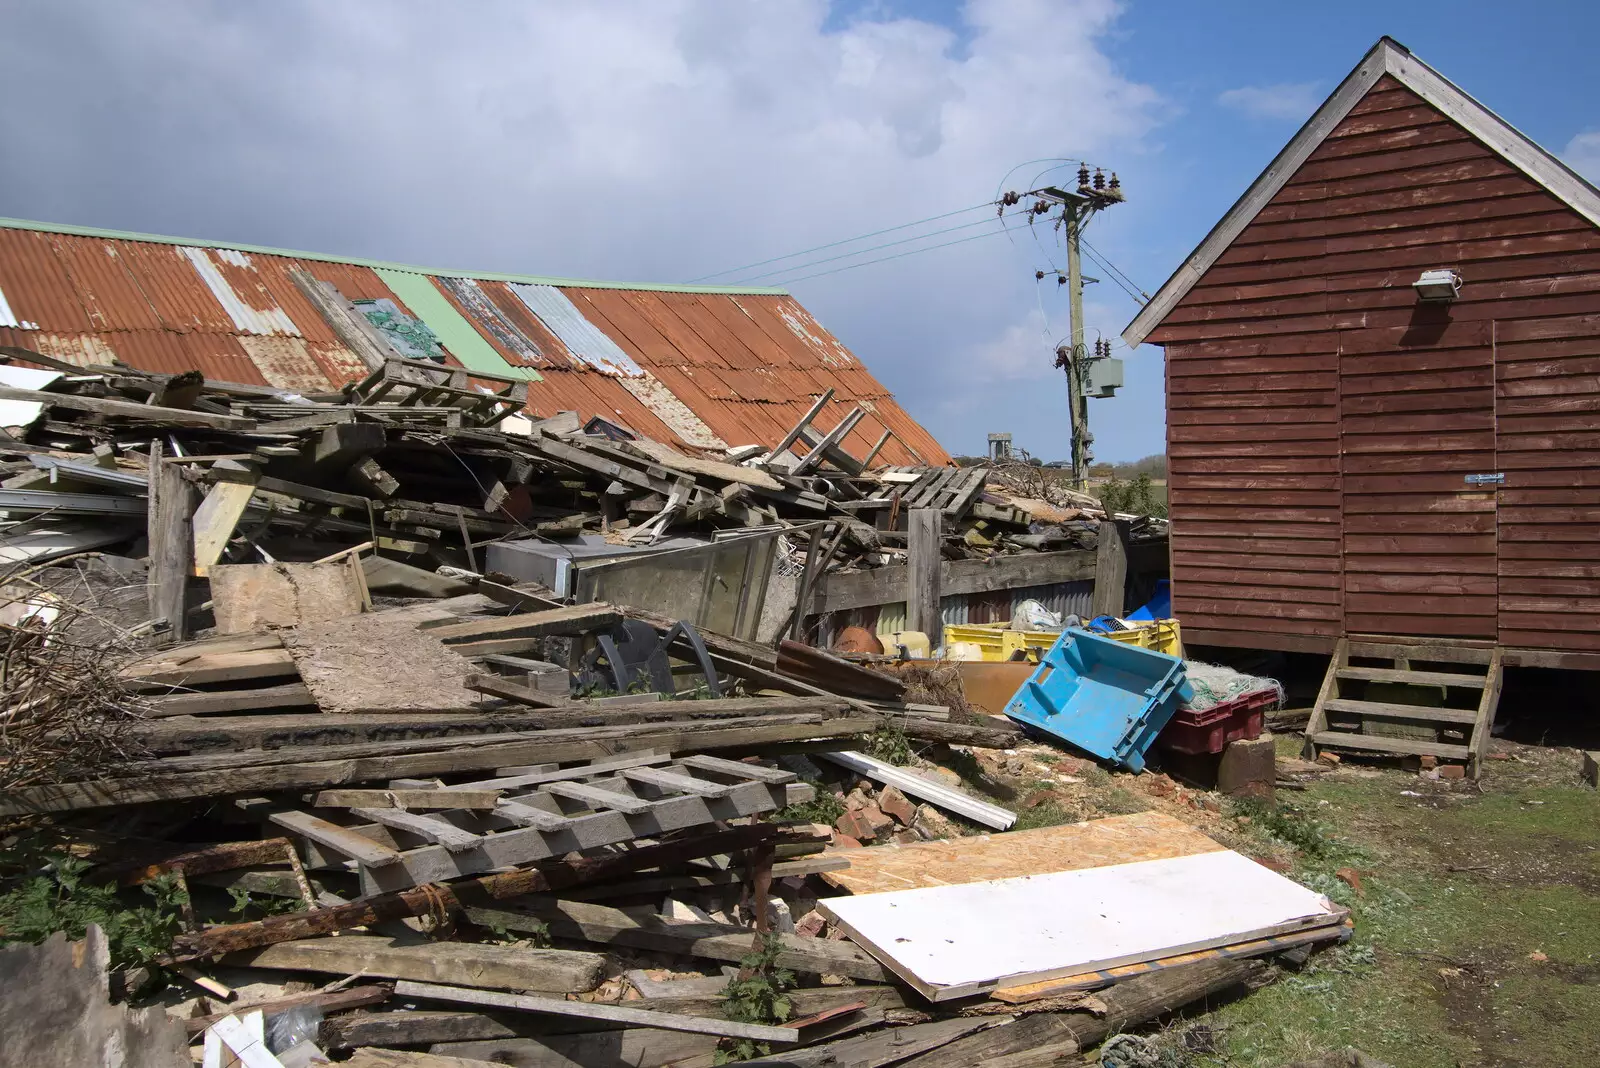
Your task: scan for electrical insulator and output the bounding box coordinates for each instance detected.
[1057,274,1066,286]
[1108,173,1122,198]
[1032,199,1050,215]
[1093,168,1105,192]
[1077,163,1091,192]
[1036,270,1045,280]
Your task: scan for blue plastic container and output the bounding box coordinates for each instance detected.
[1004,629,1192,772]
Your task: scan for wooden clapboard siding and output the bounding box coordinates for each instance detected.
[1151,71,1600,657]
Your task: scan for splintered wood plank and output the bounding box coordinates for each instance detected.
[678,754,796,784]
[431,604,621,644]
[392,980,798,1043]
[544,780,655,814]
[225,936,606,994]
[492,799,577,832]
[353,808,485,852]
[191,479,257,577]
[469,900,889,982]
[257,806,402,868]
[314,788,503,810]
[620,766,738,798]
[143,682,314,717]
[820,812,1227,896]
[125,646,297,688]
[453,753,673,792]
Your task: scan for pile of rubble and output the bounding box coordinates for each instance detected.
[0,352,1331,1068]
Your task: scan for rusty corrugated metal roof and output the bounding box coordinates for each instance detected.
[0,217,949,464]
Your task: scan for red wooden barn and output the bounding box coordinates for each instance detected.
[1122,37,1600,765]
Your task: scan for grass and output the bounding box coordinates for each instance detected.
[1185,743,1600,1067]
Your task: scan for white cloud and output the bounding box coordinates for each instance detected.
[1218,81,1322,121]
[1563,131,1600,183]
[0,0,1164,459]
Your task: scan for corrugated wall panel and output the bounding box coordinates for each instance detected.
[1149,73,1600,657]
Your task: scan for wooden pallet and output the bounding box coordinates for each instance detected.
[349,356,528,427]
[250,752,812,894]
[1303,636,1504,777]
[879,466,988,520]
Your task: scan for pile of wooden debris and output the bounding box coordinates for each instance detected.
[0,350,1328,1068]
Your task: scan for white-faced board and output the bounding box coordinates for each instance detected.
[820,848,1342,1001]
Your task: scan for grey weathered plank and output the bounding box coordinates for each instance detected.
[620,766,737,798]
[677,754,796,785]
[360,779,807,893]
[1323,698,1478,724]
[394,980,797,1042]
[225,937,605,994]
[352,808,485,852]
[258,806,402,867]
[471,900,889,982]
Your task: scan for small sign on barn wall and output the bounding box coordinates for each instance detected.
[1465,473,1506,485]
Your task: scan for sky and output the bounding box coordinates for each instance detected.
[2,1,1598,463]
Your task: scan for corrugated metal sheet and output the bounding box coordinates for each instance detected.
[0,218,950,467]
[512,284,644,377]
[435,276,543,366]
[618,374,727,450]
[178,247,300,335]
[376,268,539,382]
[238,336,336,393]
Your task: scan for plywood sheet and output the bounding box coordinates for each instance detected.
[283,614,473,714]
[820,849,1341,1001]
[821,811,1225,896]
[211,561,363,634]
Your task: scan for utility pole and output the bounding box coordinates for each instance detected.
[1035,165,1124,490]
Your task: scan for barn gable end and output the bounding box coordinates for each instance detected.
[1126,39,1600,663]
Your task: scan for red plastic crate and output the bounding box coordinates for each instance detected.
[1157,688,1276,755]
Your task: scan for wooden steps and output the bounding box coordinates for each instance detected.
[1305,637,1503,776]
[1335,667,1487,689]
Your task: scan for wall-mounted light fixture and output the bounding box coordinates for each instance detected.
[1413,268,1463,302]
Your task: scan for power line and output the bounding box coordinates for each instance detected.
[730,213,1003,285]
[1081,237,1150,304]
[1081,244,1145,306]
[766,220,1023,286]
[689,200,999,283]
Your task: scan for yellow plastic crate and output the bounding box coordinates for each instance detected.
[1099,619,1184,658]
[943,619,1183,661]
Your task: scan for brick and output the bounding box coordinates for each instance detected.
[878,786,917,826]
[834,810,877,842]
[795,910,828,939]
[1419,755,1438,770]
[1438,764,1466,781]
[830,833,862,850]
[858,801,895,840]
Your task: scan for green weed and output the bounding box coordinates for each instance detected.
[865,723,912,766]
[717,932,797,1063]
[0,854,187,969]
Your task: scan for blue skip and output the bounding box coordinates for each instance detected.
[1004,629,1192,772]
